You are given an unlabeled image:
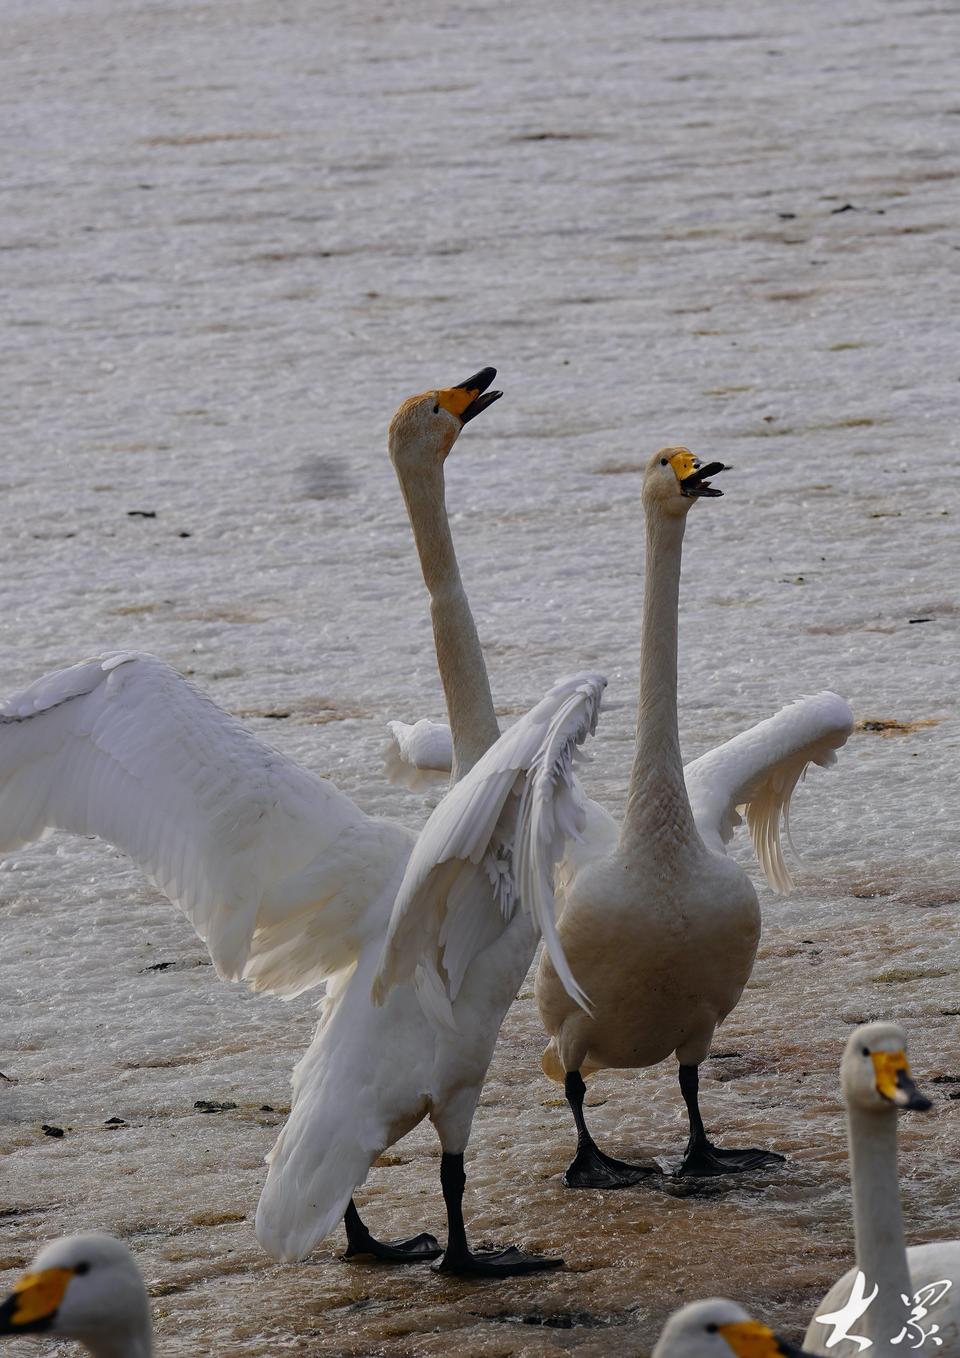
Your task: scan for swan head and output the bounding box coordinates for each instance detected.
[841,1021,932,1114]
[643,446,729,516]
[653,1298,816,1358]
[389,366,502,474]
[0,1232,151,1353]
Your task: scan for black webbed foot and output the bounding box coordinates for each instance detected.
[343,1230,443,1263]
[434,1243,564,1277]
[343,1198,442,1264]
[564,1142,660,1189]
[676,1141,785,1178]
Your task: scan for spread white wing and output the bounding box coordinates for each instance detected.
[683,691,854,893]
[370,672,606,1025]
[0,653,411,995]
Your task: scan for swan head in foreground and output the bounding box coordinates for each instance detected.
[0,1232,152,1358]
[643,445,729,517]
[388,365,502,470]
[653,1298,816,1357]
[841,1020,932,1114]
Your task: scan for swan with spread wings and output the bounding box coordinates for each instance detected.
[0,370,583,1275]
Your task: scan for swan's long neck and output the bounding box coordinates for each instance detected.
[847,1103,913,1348]
[398,463,499,780]
[621,505,699,858]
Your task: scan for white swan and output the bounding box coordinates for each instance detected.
[0,370,578,1275]
[653,1298,815,1358]
[382,447,854,1186]
[804,1022,960,1356]
[0,1233,152,1358]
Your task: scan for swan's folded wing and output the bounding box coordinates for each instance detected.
[684,691,854,894]
[382,718,453,790]
[0,653,409,992]
[371,672,606,1025]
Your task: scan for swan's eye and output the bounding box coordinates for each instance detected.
[660,458,668,466]
[862,1046,870,1057]
[74,1261,90,1275]
[433,403,440,415]
[706,1323,719,1333]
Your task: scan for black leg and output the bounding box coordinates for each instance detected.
[342,1197,442,1263]
[433,1152,564,1277]
[676,1064,785,1177]
[562,1070,658,1189]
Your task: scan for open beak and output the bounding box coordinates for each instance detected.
[680,460,728,497]
[450,366,503,424]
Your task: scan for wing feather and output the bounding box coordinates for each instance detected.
[0,653,407,991]
[371,672,606,1021]
[684,691,854,893]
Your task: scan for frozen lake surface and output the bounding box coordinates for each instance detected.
[1,0,958,1353]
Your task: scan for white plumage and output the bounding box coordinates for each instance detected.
[653,1298,816,1358]
[0,651,405,996]
[683,688,852,895]
[262,670,604,1266]
[0,1233,152,1358]
[804,1023,960,1356]
[0,369,591,1274]
[372,671,605,1025]
[383,718,453,791]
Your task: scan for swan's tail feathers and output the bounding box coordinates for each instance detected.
[371,671,605,1023]
[255,1008,384,1262]
[383,719,453,791]
[0,652,401,991]
[256,1123,373,1263]
[685,691,854,896]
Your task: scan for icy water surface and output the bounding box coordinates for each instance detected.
[1,0,959,1353]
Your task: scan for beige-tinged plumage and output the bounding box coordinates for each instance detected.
[526,449,852,1185]
[804,1023,960,1356]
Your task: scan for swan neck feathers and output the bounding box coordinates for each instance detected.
[394,453,499,778]
[622,501,699,855]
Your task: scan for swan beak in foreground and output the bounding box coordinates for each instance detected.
[717,1319,818,1358]
[438,366,503,425]
[678,455,729,498]
[0,1266,74,1335]
[872,1050,932,1110]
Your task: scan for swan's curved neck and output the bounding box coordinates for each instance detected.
[847,1103,912,1348]
[621,505,699,857]
[396,461,499,779]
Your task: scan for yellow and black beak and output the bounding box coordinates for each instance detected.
[680,459,728,498]
[872,1051,932,1111]
[436,366,503,425]
[0,1266,74,1335]
[718,1318,818,1358]
[665,448,728,497]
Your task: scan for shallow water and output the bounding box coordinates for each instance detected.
[1,0,959,1353]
